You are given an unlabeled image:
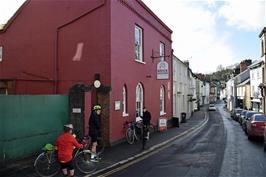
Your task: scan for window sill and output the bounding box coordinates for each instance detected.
[160,112,166,116]
[122,113,129,117]
[135,60,146,64]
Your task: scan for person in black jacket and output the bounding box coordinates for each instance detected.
[89,105,101,162]
[142,107,151,139]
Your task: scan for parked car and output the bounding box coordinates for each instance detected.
[208,104,216,111]
[231,108,242,121]
[239,110,247,125]
[246,114,266,140]
[264,127,266,151]
[242,111,260,134]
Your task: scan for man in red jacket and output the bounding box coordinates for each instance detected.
[55,124,82,177]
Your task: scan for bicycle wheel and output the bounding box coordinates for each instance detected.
[126,128,135,144]
[75,151,97,174]
[34,151,60,177]
[149,124,156,134]
[96,137,105,155]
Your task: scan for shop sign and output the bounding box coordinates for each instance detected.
[157,61,169,79]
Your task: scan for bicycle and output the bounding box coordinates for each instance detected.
[34,137,99,177]
[124,120,143,144]
[85,136,105,156]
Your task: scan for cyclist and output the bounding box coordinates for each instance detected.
[89,104,102,162]
[142,107,151,139]
[55,124,82,177]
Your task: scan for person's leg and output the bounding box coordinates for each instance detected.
[90,135,98,160]
[60,162,68,176]
[67,160,75,177]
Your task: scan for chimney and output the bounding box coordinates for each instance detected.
[183,60,189,68]
[240,59,252,72]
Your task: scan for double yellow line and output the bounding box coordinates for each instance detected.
[92,112,208,177]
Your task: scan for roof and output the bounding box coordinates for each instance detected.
[237,78,250,87]
[259,27,266,38]
[248,60,264,69]
[0,0,29,33]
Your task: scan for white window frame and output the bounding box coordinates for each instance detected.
[122,85,129,117]
[160,42,165,61]
[0,46,3,62]
[160,85,166,115]
[136,83,144,117]
[135,25,143,62]
[261,40,265,57]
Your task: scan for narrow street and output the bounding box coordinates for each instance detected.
[97,101,266,177]
[99,104,225,177]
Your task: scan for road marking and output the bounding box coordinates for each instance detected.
[86,112,209,177]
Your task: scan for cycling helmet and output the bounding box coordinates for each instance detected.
[44,143,54,151]
[93,105,102,111]
[64,124,73,129]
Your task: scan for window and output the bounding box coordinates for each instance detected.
[160,86,165,115]
[136,83,144,117]
[135,25,143,62]
[252,70,255,80]
[257,69,260,79]
[261,40,265,57]
[252,86,255,97]
[160,42,165,61]
[122,85,128,116]
[0,46,2,62]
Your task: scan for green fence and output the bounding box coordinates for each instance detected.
[0,95,69,162]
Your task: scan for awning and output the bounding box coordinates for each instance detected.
[259,83,266,88]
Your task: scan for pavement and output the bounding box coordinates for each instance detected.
[0,108,207,177]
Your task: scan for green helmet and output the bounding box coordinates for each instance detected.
[44,143,54,151]
[93,105,102,111]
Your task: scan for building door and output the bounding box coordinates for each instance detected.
[136,83,144,117]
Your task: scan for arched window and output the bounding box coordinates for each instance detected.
[160,85,165,115]
[136,83,144,117]
[122,85,128,116]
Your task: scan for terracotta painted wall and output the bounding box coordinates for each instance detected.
[109,0,172,142]
[0,0,108,94]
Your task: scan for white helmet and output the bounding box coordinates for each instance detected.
[64,124,73,129]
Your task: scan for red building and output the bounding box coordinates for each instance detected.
[0,0,172,144]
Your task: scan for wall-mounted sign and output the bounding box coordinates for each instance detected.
[157,61,169,80]
[115,101,120,111]
[72,108,81,113]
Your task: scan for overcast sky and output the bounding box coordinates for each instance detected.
[0,0,265,74]
[143,0,265,73]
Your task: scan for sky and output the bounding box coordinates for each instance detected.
[0,0,265,74]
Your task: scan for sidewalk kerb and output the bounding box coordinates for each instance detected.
[86,112,208,177]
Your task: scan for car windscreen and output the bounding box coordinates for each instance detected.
[241,111,246,115]
[246,112,258,119]
[255,115,266,121]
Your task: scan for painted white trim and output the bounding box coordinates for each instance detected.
[135,60,146,64]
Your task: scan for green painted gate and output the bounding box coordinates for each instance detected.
[0,95,68,162]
